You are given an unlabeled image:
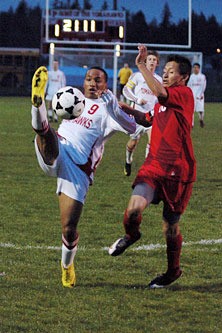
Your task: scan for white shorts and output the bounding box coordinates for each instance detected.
[195,98,204,113]
[34,137,90,204]
[45,94,54,101]
[129,124,151,140]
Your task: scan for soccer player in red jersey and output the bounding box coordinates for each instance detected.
[109,44,196,288]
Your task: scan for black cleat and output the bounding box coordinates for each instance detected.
[149,269,182,289]
[124,162,131,176]
[108,233,141,256]
[200,120,205,128]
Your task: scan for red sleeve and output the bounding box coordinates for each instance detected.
[162,86,194,113]
[159,86,194,126]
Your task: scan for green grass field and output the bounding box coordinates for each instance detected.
[1,98,222,333]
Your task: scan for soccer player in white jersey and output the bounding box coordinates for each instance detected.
[31,66,137,288]
[122,50,162,176]
[187,63,206,128]
[45,60,66,122]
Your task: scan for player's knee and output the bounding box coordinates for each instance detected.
[62,220,78,243]
[62,229,78,245]
[127,141,136,150]
[162,221,180,239]
[123,209,141,239]
[128,209,141,220]
[62,231,79,249]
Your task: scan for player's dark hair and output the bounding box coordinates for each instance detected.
[167,54,192,84]
[193,63,200,68]
[87,66,108,82]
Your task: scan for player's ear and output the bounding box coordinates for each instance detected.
[180,74,188,81]
[183,74,189,84]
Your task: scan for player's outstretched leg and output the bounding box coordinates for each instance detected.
[31,66,50,135]
[31,66,48,107]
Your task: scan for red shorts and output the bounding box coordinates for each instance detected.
[133,170,194,222]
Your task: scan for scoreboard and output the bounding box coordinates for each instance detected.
[41,9,126,53]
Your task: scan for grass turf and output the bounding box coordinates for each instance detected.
[0,98,222,332]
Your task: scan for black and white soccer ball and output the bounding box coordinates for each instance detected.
[52,86,85,119]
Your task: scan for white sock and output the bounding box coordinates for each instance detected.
[126,146,133,164]
[62,244,77,268]
[31,101,49,133]
[48,109,53,118]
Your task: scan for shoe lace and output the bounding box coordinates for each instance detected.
[65,268,71,282]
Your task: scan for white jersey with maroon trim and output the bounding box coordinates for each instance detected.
[123,72,162,113]
[188,72,206,99]
[46,69,66,100]
[57,95,136,182]
[187,72,206,111]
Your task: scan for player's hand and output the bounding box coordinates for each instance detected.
[118,101,128,108]
[118,102,135,117]
[135,44,147,66]
[118,101,134,111]
[100,89,113,104]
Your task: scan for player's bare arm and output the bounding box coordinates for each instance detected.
[118,101,153,127]
[136,44,167,99]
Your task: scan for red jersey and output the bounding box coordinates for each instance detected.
[145,85,196,182]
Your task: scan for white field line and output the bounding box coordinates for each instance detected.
[0,238,222,252]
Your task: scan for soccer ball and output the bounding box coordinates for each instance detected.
[52,86,85,119]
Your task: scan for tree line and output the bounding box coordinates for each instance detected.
[0,0,221,55]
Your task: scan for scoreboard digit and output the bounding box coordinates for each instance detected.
[42,9,126,52]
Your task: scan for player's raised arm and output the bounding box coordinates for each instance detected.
[136,44,167,99]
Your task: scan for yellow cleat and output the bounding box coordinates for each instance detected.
[31,66,48,107]
[61,262,76,288]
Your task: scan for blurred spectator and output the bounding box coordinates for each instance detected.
[188,63,207,127]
